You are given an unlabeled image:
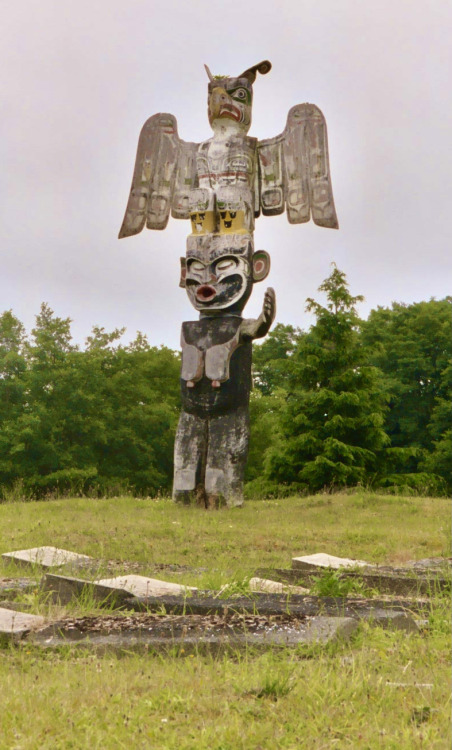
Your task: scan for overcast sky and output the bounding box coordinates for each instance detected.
[1,0,451,350]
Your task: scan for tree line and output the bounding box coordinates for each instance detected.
[0,267,450,499]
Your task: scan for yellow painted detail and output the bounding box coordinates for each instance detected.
[190,211,216,235]
[218,210,247,234]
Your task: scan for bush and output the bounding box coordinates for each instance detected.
[377,471,448,497]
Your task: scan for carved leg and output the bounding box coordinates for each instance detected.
[173,411,208,506]
[204,407,249,508]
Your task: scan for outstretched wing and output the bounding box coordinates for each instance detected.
[118,113,198,238]
[258,104,338,229]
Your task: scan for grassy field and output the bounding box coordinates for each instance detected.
[0,492,450,749]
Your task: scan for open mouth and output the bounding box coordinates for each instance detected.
[195,285,217,302]
[219,104,242,122]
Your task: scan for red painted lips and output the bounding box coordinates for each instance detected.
[195,285,217,302]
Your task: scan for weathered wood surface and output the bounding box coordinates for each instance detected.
[118,61,339,506]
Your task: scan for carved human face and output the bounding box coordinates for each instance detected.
[207,77,253,132]
[180,235,270,314]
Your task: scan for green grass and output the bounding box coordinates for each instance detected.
[0,492,449,586]
[0,492,450,749]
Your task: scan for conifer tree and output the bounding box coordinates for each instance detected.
[267,266,389,492]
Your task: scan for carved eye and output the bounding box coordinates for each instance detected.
[234,88,247,100]
[189,260,204,272]
[215,258,237,273]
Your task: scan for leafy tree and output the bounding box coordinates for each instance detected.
[362,298,451,452]
[362,298,451,488]
[266,266,389,492]
[86,331,180,495]
[246,324,301,483]
[246,389,286,484]
[252,323,300,395]
[4,305,77,486]
[420,363,452,491]
[0,306,181,498]
[0,312,28,485]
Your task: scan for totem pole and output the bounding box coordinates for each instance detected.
[119,60,338,508]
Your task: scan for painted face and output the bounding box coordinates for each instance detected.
[180,235,270,314]
[207,77,253,132]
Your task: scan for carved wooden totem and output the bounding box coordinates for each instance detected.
[119,60,338,507]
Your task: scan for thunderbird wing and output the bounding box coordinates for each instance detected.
[258,104,338,229]
[118,113,198,237]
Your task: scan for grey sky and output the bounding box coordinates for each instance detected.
[1,0,451,349]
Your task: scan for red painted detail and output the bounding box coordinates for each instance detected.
[195,285,217,302]
[219,103,242,122]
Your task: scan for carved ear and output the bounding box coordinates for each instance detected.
[239,60,272,84]
[252,250,271,282]
[179,257,187,288]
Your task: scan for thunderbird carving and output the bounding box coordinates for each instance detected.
[119,60,338,239]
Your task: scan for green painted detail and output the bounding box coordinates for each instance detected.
[228,86,252,105]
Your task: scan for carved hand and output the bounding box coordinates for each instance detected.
[241,287,276,340]
[261,287,276,330]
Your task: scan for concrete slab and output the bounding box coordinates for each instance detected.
[249,577,310,595]
[292,553,369,570]
[303,616,358,643]
[128,591,423,635]
[94,575,197,598]
[259,564,450,597]
[42,573,132,606]
[27,613,358,652]
[362,608,419,633]
[2,547,92,570]
[0,578,38,600]
[0,606,45,638]
[41,573,196,605]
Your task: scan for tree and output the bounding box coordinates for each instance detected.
[361,298,452,487]
[266,266,389,492]
[246,324,301,484]
[4,305,77,487]
[0,307,182,498]
[86,331,180,495]
[362,298,451,453]
[252,323,300,395]
[419,363,452,491]
[0,312,28,486]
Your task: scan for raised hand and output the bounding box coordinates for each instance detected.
[261,287,276,328]
[241,287,277,340]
